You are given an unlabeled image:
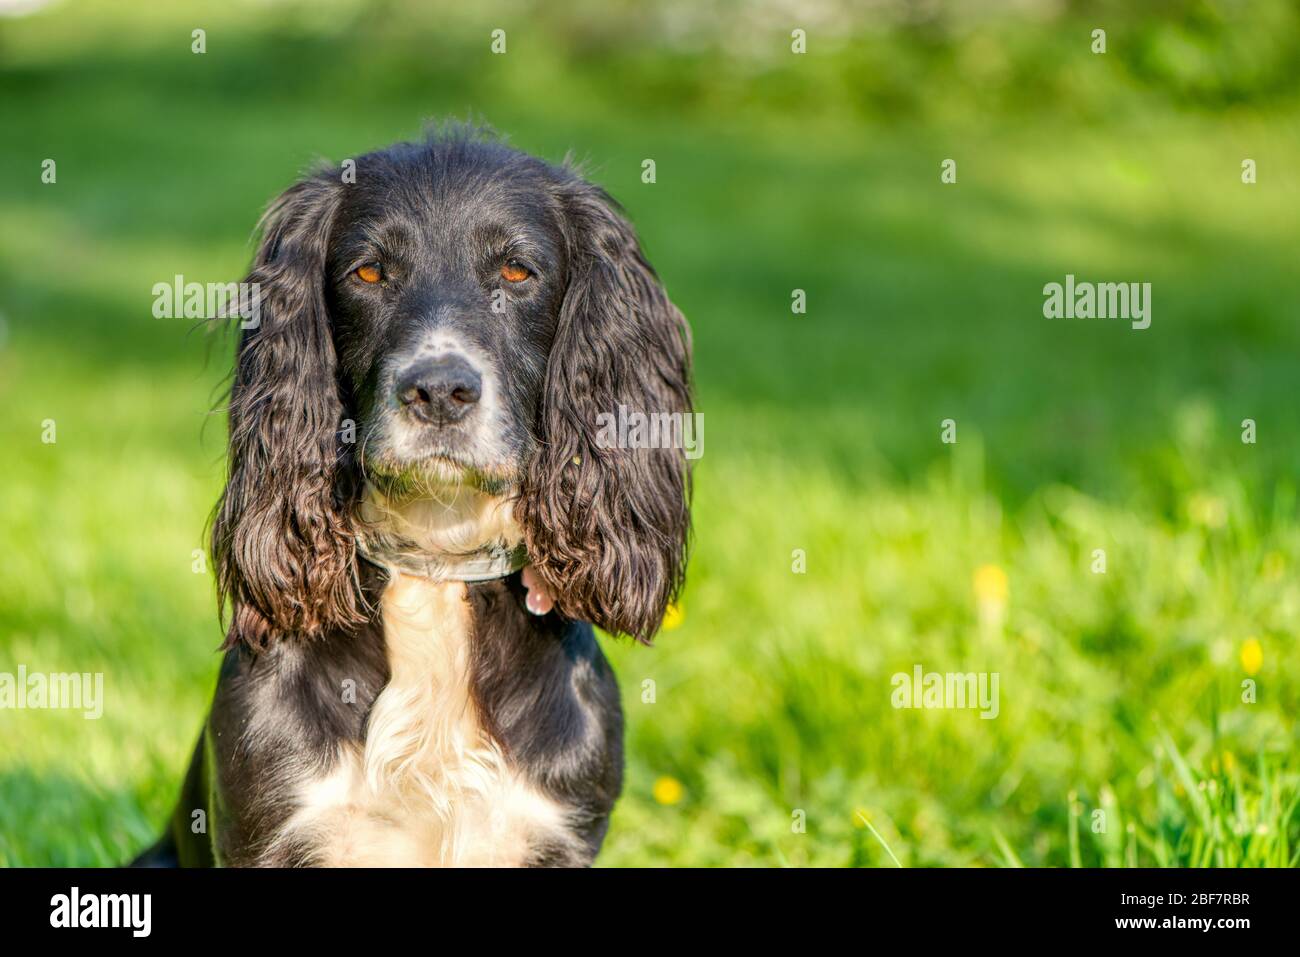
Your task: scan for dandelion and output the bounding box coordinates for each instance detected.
[661,602,685,631]
[652,776,683,805]
[974,564,1008,637]
[973,564,1009,605]
[1187,492,1227,529]
[1240,637,1263,676]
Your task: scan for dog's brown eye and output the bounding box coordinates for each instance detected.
[500,260,531,283]
[355,263,383,284]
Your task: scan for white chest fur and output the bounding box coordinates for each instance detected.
[271,574,574,866]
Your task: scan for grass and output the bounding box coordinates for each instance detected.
[1,0,1298,867]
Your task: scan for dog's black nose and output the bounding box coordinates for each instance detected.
[396,355,482,424]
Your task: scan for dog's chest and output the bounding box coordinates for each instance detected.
[277,575,572,866]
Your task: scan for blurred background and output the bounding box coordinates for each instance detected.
[1,0,1298,866]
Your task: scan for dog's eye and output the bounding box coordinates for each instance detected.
[355,263,383,284]
[500,260,531,283]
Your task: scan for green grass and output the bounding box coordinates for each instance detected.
[1,0,1298,867]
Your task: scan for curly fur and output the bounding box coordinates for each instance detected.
[137,127,677,869]
[211,176,367,649]
[212,127,691,648]
[516,177,693,643]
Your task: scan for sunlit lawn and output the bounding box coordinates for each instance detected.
[1,2,1298,866]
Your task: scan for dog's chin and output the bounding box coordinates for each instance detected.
[359,453,526,560]
[365,453,519,500]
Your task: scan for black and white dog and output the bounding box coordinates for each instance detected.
[134,127,693,867]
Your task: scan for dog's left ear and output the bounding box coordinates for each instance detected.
[211,174,364,649]
[519,177,693,643]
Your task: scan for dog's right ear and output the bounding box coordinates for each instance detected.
[212,175,364,649]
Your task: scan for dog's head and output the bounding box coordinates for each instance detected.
[212,129,692,648]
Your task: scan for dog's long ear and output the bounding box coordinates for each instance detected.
[519,178,693,644]
[212,175,363,649]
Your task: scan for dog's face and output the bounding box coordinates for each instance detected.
[212,132,692,648]
[325,149,566,495]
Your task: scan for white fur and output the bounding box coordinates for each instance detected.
[270,574,579,866]
[357,481,523,556]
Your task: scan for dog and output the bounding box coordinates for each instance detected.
[132,126,693,867]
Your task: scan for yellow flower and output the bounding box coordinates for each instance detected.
[661,602,685,630]
[1187,493,1227,529]
[652,776,684,805]
[1240,637,1263,676]
[973,564,1008,605]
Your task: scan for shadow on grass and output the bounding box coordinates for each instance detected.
[0,766,167,867]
